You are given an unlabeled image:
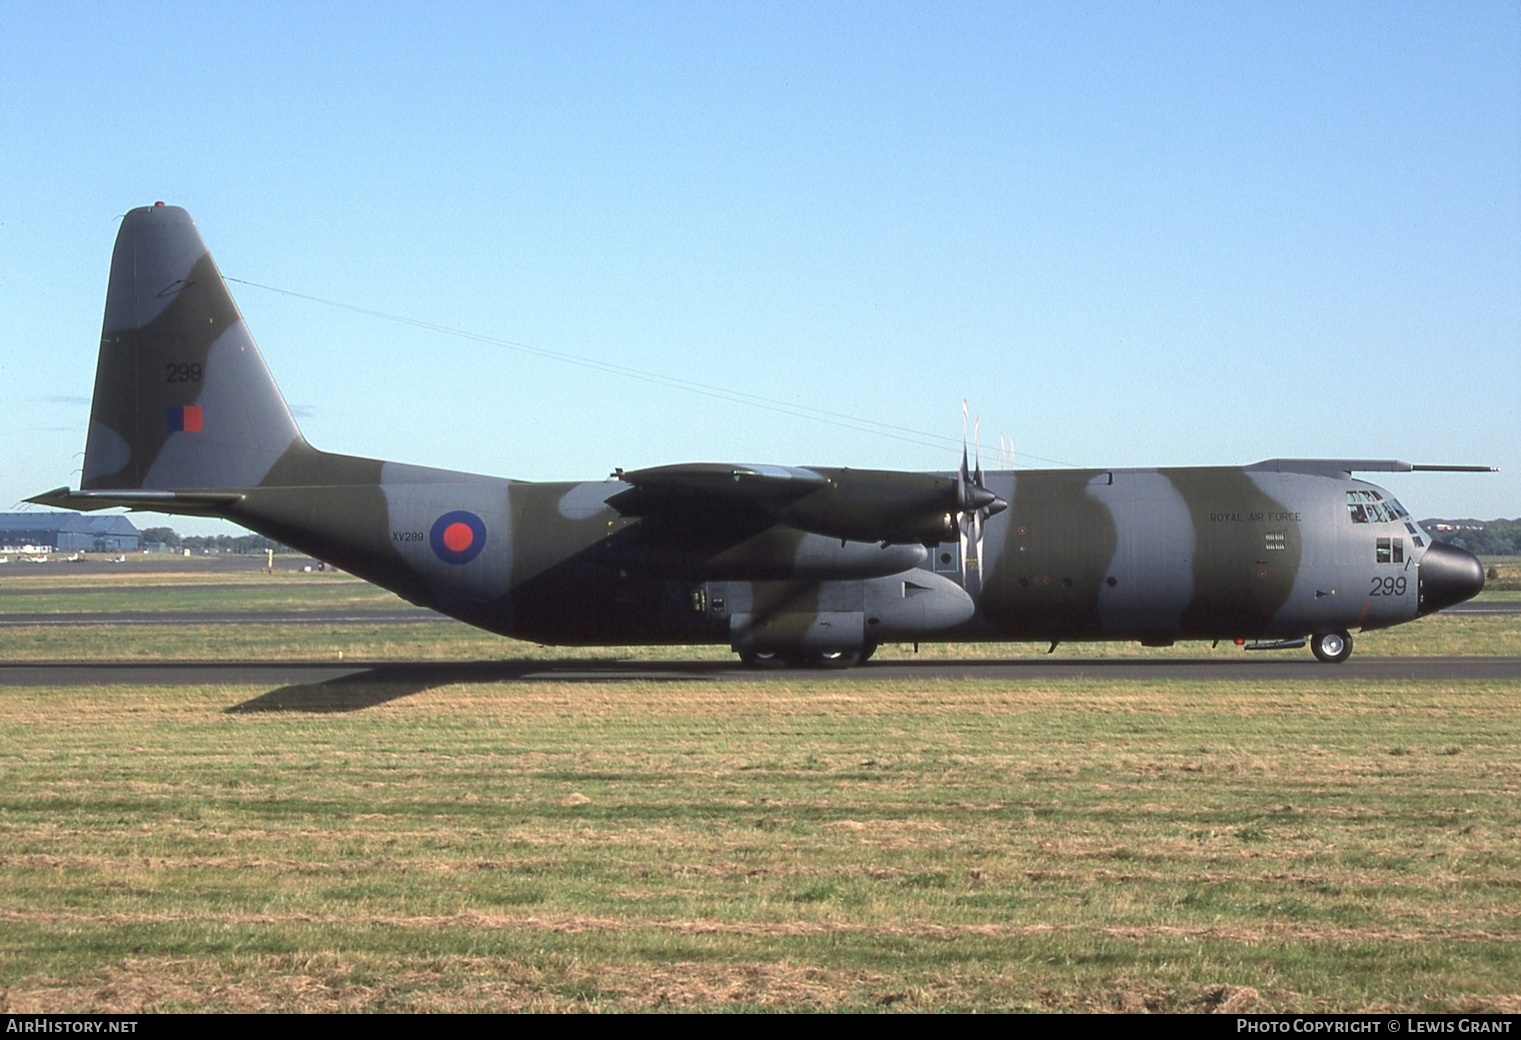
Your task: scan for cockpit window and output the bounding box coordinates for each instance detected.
[1346,489,1404,524]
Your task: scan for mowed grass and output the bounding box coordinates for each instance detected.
[1,676,1519,1012]
[0,569,404,615]
[1483,557,1521,593]
[1,565,1517,1011]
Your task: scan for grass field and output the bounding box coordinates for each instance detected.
[1480,556,1521,592]
[0,565,1517,1012]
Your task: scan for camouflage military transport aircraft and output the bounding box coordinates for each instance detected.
[31,204,1492,667]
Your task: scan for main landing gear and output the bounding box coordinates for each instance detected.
[738,645,876,670]
[1310,630,1353,664]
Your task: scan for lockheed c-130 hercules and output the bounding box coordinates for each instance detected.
[31,204,1492,668]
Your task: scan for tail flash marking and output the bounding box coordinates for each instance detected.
[166,405,203,433]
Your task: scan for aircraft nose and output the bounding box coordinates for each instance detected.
[1418,541,1485,615]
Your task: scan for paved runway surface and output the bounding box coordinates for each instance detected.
[1439,599,1521,615]
[3,655,1518,691]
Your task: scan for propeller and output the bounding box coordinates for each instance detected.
[956,405,1006,590]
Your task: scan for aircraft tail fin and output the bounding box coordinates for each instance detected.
[81,203,308,492]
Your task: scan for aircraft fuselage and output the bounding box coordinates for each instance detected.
[211,447,1480,661]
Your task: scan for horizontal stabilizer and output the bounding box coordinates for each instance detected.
[26,486,244,516]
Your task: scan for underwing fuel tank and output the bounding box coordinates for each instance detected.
[728,570,975,653]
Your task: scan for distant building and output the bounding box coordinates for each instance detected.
[0,513,141,553]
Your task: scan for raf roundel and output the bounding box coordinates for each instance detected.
[429,510,487,565]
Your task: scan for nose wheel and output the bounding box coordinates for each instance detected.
[1310,630,1353,664]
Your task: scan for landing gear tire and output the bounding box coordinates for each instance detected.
[738,649,864,670]
[1310,630,1353,664]
[803,650,861,670]
[738,650,789,670]
[858,643,878,664]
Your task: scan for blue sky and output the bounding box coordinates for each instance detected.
[2,1,1517,532]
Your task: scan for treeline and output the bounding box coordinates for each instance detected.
[1420,519,1521,557]
[139,527,295,554]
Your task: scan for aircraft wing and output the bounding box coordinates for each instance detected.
[612,463,1003,545]
[1249,459,1497,476]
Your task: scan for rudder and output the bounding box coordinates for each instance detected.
[82,203,306,491]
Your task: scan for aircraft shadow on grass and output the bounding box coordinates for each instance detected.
[223,658,721,713]
[220,653,1341,714]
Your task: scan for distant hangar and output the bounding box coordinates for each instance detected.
[0,513,140,553]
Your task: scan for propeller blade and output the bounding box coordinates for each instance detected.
[973,416,983,487]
